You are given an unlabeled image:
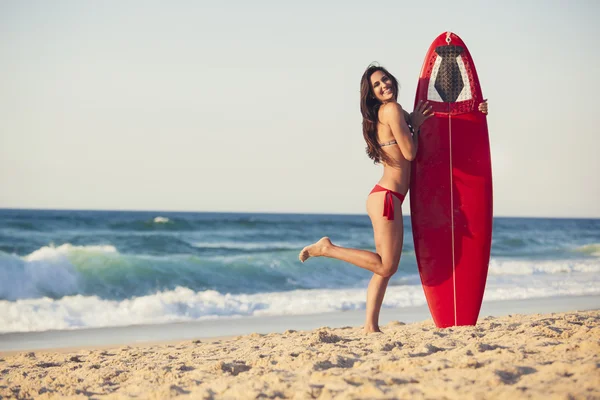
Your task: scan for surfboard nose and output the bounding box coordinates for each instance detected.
[433,45,465,103]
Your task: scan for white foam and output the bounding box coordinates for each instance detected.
[153,217,170,224]
[0,286,422,333]
[24,244,118,262]
[483,273,600,301]
[2,270,599,333]
[488,258,600,275]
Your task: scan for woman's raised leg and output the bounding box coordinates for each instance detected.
[298,192,405,332]
[298,237,390,275]
[299,192,402,277]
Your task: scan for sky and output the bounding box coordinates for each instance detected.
[1,0,599,218]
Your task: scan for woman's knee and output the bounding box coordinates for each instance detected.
[380,262,398,278]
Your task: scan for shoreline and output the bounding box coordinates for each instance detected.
[2,294,599,355]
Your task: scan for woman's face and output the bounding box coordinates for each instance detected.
[370,70,394,103]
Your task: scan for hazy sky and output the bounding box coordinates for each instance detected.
[1,0,598,217]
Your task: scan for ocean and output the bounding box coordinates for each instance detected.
[1,209,599,334]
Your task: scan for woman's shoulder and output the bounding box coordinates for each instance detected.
[379,102,404,121]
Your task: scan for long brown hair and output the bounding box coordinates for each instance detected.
[360,64,399,165]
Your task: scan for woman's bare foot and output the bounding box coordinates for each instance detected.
[299,237,332,263]
[363,325,382,334]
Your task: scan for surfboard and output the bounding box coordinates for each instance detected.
[410,32,493,328]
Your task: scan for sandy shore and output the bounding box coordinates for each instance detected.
[1,310,598,399]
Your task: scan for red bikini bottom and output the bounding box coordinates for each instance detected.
[369,184,405,221]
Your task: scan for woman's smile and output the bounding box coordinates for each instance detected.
[370,70,396,102]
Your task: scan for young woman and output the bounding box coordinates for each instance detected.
[299,64,488,333]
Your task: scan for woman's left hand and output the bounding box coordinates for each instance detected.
[478,99,488,115]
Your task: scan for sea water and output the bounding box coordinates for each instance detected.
[1,209,599,333]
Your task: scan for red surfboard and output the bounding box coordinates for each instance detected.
[410,32,493,328]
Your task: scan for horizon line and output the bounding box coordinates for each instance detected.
[0,206,598,220]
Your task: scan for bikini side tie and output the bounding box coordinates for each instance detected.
[369,185,405,221]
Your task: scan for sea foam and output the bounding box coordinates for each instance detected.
[2,271,599,333]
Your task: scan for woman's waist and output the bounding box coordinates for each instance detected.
[376,178,409,196]
[378,164,408,191]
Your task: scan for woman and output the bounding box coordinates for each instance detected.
[299,64,488,333]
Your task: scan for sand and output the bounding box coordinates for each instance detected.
[1,310,598,399]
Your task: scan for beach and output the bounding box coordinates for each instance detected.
[1,308,599,399]
[1,211,599,398]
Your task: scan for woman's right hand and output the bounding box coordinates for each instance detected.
[410,101,434,131]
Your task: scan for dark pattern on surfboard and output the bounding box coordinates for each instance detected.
[434,45,465,103]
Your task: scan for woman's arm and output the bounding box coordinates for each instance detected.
[403,109,412,126]
[381,103,417,161]
[408,101,434,154]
